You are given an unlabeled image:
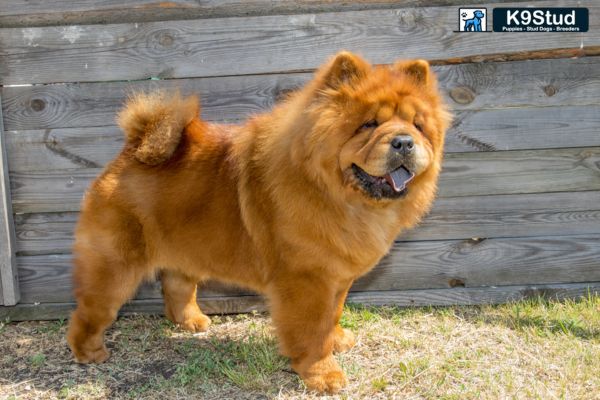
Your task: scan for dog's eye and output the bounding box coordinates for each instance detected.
[414,122,424,133]
[360,120,379,130]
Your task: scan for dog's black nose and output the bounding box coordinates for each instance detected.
[391,135,414,154]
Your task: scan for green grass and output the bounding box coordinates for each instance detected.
[1,294,599,399]
[507,295,599,338]
[0,317,9,335]
[370,376,388,391]
[173,325,288,392]
[34,319,66,335]
[343,293,600,340]
[29,353,46,368]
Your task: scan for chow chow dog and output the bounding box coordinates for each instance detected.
[66,51,450,393]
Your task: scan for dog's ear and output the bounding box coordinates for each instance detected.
[394,59,431,86]
[318,51,370,90]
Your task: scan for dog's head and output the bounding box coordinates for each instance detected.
[292,51,451,205]
[473,10,485,18]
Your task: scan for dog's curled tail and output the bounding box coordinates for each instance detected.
[117,91,200,165]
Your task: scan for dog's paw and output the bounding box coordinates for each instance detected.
[303,369,348,394]
[333,327,356,353]
[295,355,348,394]
[178,314,211,333]
[71,344,110,364]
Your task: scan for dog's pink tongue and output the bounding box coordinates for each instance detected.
[384,166,415,192]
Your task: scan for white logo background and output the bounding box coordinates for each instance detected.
[458,8,488,32]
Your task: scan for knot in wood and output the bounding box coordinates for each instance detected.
[399,11,416,25]
[448,278,465,288]
[396,10,418,31]
[449,86,475,105]
[543,84,557,97]
[158,33,174,47]
[30,98,46,112]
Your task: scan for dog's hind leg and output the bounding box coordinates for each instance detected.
[67,248,147,363]
[66,208,150,364]
[162,270,211,332]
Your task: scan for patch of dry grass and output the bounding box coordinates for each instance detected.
[1,295,599,399]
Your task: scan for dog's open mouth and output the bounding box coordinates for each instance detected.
[351,164,415,199]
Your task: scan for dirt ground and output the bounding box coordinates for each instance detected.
[1,296,599,399]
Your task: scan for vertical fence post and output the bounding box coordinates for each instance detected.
[0,93,19,306]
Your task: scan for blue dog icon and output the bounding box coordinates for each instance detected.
[463,10,485,31]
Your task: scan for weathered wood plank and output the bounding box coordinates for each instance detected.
[442,48,600,66]
[346,282,600,307]
[3,281,599,321]
[439,147,600,197]
[15,234,600,304]
[0,95,19,306]
[0,73,308,131]
[6,127,122,172]
[13,191,600,255]
[0,296,266,321]
[1,1,599,84]
[404,191,600,241]
[16,253,254,303]
[0,0,526,28]
[14,212,78,255]
[447,105,600,152]
[365,235,600,291]
[5,56,600,131]
[10,169,95,213]
[5,105,600,173]
[9,147,600,213]
[437,57,600,111]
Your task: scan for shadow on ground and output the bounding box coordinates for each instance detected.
[0,315,300,399]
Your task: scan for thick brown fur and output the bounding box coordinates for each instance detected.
[117,91,199,165]
[66,51,451,394]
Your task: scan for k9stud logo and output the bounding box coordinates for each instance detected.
[458,8,488,32]
[493,8,589,32]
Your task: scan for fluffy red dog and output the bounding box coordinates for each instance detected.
[67,51,450,393]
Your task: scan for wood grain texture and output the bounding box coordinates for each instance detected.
[446,105,600,152]
[15,234,600,303]
[405,191,600,241]
[437,57,600,111]
[363,235,600,291]
[439,147,600,197]
[0,296,266,321]
[437,47,600,65]
[8,146,600,213]
[3,281,599,321]
[7,127,123,172]
[346,282,600,307]
[13,191,600,255]
[0,0,528,28]
[4,56,600,131]
[14,212,78,256]
[1,73,309,131]
[0,95,19,306]
[16,254,253,303]
[1,1,598,84]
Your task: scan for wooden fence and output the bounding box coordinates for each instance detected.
[1,0,599,320]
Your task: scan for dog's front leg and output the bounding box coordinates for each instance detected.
[332,283,356,353]
[267,272,347,394]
